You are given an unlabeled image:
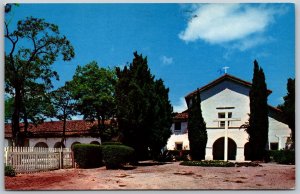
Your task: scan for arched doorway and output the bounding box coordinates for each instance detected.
[213,137,237,160]
[34,142,48,148]
[71,142,81,150]
[90,141,100,145]
[54,142,65,148]
[244,142,251,161]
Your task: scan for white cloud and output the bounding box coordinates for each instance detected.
[173,97,187,113]
[179,4,285,50]
[161,55,173,65]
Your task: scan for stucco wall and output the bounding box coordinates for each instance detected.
[29,137,101,148]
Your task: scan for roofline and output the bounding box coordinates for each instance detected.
[185,73,272,100]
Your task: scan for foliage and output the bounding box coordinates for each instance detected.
[101,141,123,146]
[246,60,269,161]
[5,96,14,123]
[277,78,295,149]
[49,82,77,143]
[69,62,116,141]
[187,90,207,160]
[115,52,173,160]
[102,145,135,169]
[180,160,235,167]
[73,144,103,168]
[269,150,295,165]
[5,165,16,177]
[5,16,75,146]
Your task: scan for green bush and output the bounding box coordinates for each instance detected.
[180,160,235,167]
[5,165,16,177]
[269,150,295,165]
[102,145,135,169]
[73,144,103,168]
[101,141,123,146]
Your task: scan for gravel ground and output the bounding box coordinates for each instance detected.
[5,161,295,190]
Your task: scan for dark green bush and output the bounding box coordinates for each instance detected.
[101,141,123,146]
[73,144,103,168]
[269,150,295,165]
[5,165,16,177]
[102,145,135,169]
[180,160,235,167]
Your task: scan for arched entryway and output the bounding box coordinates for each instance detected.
[213,137,237,160]
[71,142,81,150]
[54,142,65,148]
[34,142,48,148]
[244,142,251,161]
[90,141,100,145]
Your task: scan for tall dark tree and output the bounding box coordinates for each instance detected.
[70,62,116,141]
[115,52,173,160]
[5,16,75,146]
[187,90,207,160]
[278,78,295,149]
[247,60,269,161]
[50,82,77,145]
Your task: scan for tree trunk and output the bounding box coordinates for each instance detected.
[12,84,21,146]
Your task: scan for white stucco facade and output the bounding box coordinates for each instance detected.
[167,75,291,161]
[4,136,101,149]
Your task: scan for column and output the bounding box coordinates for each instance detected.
[205,147,213,160]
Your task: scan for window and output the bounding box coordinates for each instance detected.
[270,142,279,150]
[218,112,232,128]
[175,143,183,150]
[174,122,181,131]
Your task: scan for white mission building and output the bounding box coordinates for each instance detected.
[167,74,291,161]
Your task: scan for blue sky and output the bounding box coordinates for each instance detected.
[5,3,295,113]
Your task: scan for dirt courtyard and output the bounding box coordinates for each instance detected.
[5,161,295,190]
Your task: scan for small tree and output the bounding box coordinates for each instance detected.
[278,78,295,149]
[70,62,116,141]
[50,82,77,145]
[247,60,269,161]
[187,90,207,160]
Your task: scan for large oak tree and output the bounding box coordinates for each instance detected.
[5,16,75,146]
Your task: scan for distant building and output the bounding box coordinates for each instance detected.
[167,74,291,161]
[4,120,106,149]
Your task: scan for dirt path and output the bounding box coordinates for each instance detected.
[5,162,295,190]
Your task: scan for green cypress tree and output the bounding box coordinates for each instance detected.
[188,90,207,160]
[248,60,269,161]
[115,52,172,160]
[278,78,295,149]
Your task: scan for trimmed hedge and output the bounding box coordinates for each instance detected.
[73,144,103,168]
[102,145,135,169]
[180,160,235,167]
[101,141,123,146]
[269,150,295,165]
[5,165,16,177]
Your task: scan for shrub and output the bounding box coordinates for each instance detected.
[180,160,235,167]
[73,144,103,168]
[5,165,16,177]
[102,145,135,169]
[101,141,123,146]
[269,150,295,165]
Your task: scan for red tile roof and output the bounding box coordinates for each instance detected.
[5,120,113,138]
[185,74,272,100]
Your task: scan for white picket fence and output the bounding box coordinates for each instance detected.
[4,147,74,174]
